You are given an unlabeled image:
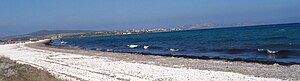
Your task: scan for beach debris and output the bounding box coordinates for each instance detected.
[144,46,149,49]
[170,48,179,52]
[266,49,278,54]
[127,45,139,48]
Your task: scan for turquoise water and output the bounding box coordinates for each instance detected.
[51,23,300,63]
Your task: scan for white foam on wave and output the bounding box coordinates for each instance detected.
[106,49,113,51]
[143,46,149,49]
[266,49,279,54]
[170,48,179,52]
[127,45,139,48]
[60,41,68,44]
[257,49,264,51]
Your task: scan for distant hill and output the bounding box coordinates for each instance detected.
[26,30,94,36]
[2,30,96,40]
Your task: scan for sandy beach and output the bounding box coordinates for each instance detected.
[0,40,299,81]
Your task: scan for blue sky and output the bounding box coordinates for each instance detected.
[1,0,300,36]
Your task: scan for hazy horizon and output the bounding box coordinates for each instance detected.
[1,0,300,37]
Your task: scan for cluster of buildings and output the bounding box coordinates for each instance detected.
[74,28,170,37]
[117,28,169,35]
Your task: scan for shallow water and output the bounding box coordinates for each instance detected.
[51,23,300,63]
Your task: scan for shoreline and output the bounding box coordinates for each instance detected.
[48,39,300,66]
[90,50,300,66]
[25,40,300,80]
[0,40,298,80]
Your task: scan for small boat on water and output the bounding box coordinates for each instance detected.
[170,48,179,52]
[127,45,139,48]
[144,46,149,49]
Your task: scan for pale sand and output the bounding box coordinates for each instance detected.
[0,40,298,81]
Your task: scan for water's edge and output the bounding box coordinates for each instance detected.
[45,40,300,66]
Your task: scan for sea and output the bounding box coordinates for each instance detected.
[51,23,300,64]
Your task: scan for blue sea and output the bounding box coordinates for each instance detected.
[51,23,300,63]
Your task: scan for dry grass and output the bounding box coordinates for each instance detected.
[0,57,62,81]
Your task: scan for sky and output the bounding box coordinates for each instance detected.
[1,0,300,37]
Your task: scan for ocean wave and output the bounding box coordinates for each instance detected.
[170,48,180,52]
[127,45,139,48]
[207,48,299,55]
[257,49,297,54]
